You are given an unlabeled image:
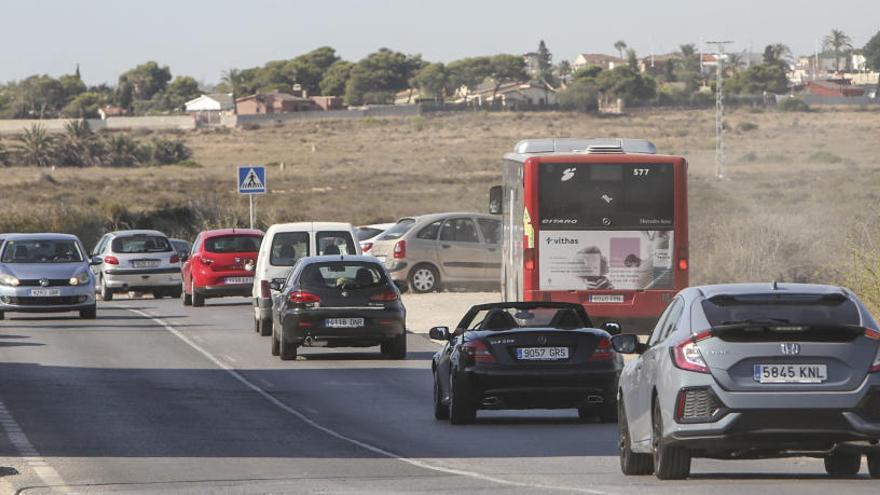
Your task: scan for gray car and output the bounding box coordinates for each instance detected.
[0,233,99,320]
[612,283,880,479]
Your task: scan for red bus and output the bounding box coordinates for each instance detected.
[490,138,688,332]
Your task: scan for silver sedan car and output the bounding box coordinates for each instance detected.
[612,283,880,479]
[0,233,99,320]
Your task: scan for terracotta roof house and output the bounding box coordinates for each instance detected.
[235,90,318,115]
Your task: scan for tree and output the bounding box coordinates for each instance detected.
[118,61,172,101]
[163,76,201,110]
[487,54,527,104]
[411,63,449,100]
[557,78,599,112]
[594,65,656,102]
[537,40,554,84]
[447,57,493,92]
[57,120,103,167]
[557,60,572,80]
[614,40,628,60]
[59,74,86,102]
[863,31,880,72]
[626,48,639,70]
[104,134,147,167]
[344,49,424,105]
[725,64,788,95]
[283,46,340,95]
[725,52,746,76]
[220,68,244,112]
[763,43,792,68]
[62,91,105,118]
[19,75,65,118]
[16,124,55,167]
[319,60,354,96]
[679,43,701,72]
[823,29,853,71]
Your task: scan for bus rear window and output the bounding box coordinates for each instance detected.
[538,163,674,230]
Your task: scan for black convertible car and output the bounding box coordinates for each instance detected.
[430,302,623,424]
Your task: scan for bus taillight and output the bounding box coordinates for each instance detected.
[524,247,535,271]
[679,259,689,271]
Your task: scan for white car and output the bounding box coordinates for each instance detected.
[356,223,395,253]
[90,230,183,301]
[252,222,361,336]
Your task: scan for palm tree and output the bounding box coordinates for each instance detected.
[724,52,746,76]
[614,40,627,60]
[58,120,101,167]
[104,134,145,168]
[221,68,243,114]
[16,124,55,167]
[823,29,853,71]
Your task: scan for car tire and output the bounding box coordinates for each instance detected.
[652,397,691,480]
[271,327,280,356]
[824,451,861,477]
[79,305,97,320]
[381,333,407,359]
[279,334,298,361]
[183,286,192,306]
[433,372,450,420]
[409,264,439,293]
[867,452,880,478]
[448,374,476,425]
[599,400,618,423]
[0,311,4,320]
[619,399,653,475]
[153,289,165,299]
[259,317,272,337]
[192,281,205,307]
[100,277,113,301]
[169,286,182,299]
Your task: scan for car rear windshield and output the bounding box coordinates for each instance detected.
[300,262,387,290]
[205,235,262,254]
[1,239,83,263]
[112,235,172,254]
[378,219,415,240]
[270,232,309,266]
[464,306,591,331]
[316,231,356,255]
[701,293,861,327]
[356,227,383,241]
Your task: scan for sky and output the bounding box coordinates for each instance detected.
[2,0,878,86]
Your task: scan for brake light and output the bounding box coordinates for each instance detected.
[588,337,614,361]
[369,290,398,302]
[524,247,535,271]
[672,330,711,373]
[170,254,180,264]
[289,291,321,304]
[867,329,880,373]
[393,240,406,259]
[362,242,373,253]
[461,339,496,364]
[260,280,270,298]
[679,258,689,271]
[103,255,119,265]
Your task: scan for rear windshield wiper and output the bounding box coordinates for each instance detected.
[719,318,791,326]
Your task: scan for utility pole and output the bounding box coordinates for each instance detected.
[706,40,734,179]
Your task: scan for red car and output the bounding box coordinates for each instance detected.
[182,229,263,307]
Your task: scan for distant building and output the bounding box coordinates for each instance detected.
[98,106,128,119]
[803,79,865,97]
[310,96,344,111]
[572,53,623,72]
[184,93,234,112]
[462,81,556,107]
[523,52,542,77]
[235,90,318,115]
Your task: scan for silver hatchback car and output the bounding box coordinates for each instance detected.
[612,283,880,479]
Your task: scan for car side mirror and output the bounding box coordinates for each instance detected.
[611,334,644,354]
[89,256,103,266]
[488,185,503,215]
[429,326,451,341]
[269,279,285,292]
[601,322,621,335]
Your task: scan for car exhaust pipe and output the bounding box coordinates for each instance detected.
[586,395,604,404]
[303,336,313,347]
[481,396,501,407]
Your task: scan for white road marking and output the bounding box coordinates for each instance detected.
[127,307,612,495]
[0,400,73,493]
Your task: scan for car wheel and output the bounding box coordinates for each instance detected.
[191,281,205,307]
[433,372,450,420]
[279,334,298,361]
[619,398,653,475]
[169,285,182,299]
[448,374,476,425]
[824,451,861,477]
[867,452,880,478]
[152,289,165,299]
[381,333,407,359]
[79,305,97,320]
[652,397,691,480]
[0,311,4,320]
[259,317,272,337]
[409,264,439,293]
[599,400,618,423]
[100,277,113,301]
[577,407,592,421]
[183,285,192,306]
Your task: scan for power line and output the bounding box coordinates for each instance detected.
[706,40,734,179]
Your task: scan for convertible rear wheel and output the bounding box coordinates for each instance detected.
[619,399,653,475]
[448,375,476,425]
[270,329,280,356]
[824,451,861,477]
[433,373,449,420]
[867,452,880,478]
[652,398,691,480]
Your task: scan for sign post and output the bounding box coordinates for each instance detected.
[237,165,267,229]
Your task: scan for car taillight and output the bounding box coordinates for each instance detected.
[170,254,180,264]
[671,330,711,373]
[289,291,321,304]
[199,256,213,265]
[867,329,880,373]
[369,290,398,302]
[260,280,270,298]
[103,255,119,265]
[362,242,373,253]
[588,337,613,361]
[461,339,496,364]
[393,240,406,259]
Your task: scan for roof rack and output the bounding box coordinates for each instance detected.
[513,138,657,155]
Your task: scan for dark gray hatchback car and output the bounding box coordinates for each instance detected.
[613,283,880,479]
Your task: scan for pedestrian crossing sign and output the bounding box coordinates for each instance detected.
[238,166,266,194]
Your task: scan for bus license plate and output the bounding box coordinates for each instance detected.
[516,347,569,361]
[30,288,61,297]
[325,318,364,328]
[590,295,624,303]
[754,364,827,384]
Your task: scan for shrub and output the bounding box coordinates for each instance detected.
[151,137,192,165]
[737,121,758,132]
[557,79,599,112]
[807,150,844,164]
[778,98,810,112]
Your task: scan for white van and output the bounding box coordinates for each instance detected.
[252,222,361,335]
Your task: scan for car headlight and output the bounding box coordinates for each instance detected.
[0,274,19,287]
[69,271,90,286]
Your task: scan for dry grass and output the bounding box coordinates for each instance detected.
[3,108,880,288]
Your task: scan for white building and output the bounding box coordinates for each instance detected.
[184,93,234,112]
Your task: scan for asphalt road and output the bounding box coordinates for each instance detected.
[0,297,878,494]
